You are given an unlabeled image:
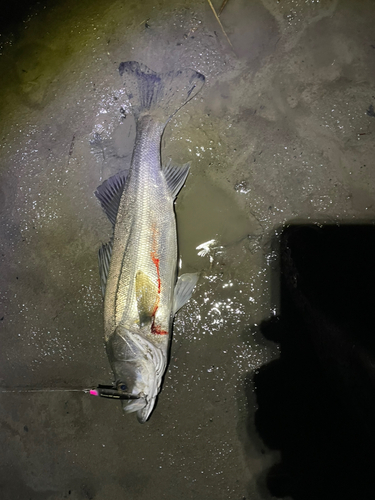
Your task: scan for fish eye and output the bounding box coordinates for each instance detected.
[118,382,127,392]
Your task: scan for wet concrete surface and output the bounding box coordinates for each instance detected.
[0,0,375,498]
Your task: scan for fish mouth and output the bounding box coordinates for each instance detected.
[122,396,147,414]
[136,396,157,424]
[121,394,156,424]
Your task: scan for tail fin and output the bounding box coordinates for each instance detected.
[118,61,205,124]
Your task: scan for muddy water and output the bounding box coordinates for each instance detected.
[1,0,375,499]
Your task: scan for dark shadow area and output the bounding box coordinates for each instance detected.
[251,224,375,499]
[0,0,59,35]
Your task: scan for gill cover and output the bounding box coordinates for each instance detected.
[106,326,166,422]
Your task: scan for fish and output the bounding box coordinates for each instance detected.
[94,61,205,423]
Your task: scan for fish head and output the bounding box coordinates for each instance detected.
[106,326,165,422]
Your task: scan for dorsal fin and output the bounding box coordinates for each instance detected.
[162,159,190,199]
[95,170,128,226]
[98,240,113,298]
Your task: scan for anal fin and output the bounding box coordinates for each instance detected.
[162,159,190,199]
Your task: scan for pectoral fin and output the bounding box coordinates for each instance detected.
[135,271,159,326]
[173,273,199,315]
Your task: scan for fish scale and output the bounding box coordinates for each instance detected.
[110,123,174,336]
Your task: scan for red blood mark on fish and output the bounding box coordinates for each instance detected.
[150,249,161,318]
[151,251,161,294]
[151,223,161,294]
[150,223,166,334]
[151,319,168,335]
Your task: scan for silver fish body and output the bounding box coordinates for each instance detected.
[95,62,205,422]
